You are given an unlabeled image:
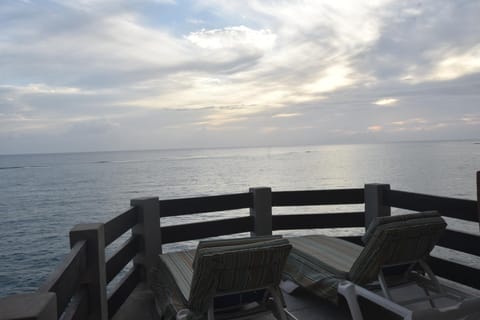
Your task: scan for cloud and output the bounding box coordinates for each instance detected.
[425,46,480,81]
[194,112,249,127]
[303,65,355,94]
[461,115,480,125]
[1,0,480,153]
[391,118,427,126]
[374,98,398,106]
[0,84,91,95]
[66,118,120,135]
[367,125,383,132]
[261,127,278,134]
[272,113,301,118]
[186,25,276,50]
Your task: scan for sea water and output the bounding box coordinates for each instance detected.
[1,141,479,297]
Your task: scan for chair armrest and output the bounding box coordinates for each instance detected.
[338,281,413,320]
[337,281,480,320]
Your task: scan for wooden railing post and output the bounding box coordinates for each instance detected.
[477,171,480,231]
[70,223,107,320]
[131,197,161,285]
[0,292,57,320]
[249,187,272,236]
[364,184,391,229]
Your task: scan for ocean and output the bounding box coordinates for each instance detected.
[0,141,479,297]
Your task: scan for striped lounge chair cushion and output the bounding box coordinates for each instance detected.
[151,250,196,320]
[283,212,446,304]
[350,212,446,284]
[151,236,292,319]
[283,235,363,303]
[189,237,291,312]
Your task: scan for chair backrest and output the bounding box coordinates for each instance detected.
[348,211,446,284]
[188,237,292,312]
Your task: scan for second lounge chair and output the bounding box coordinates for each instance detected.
[283,211,446,304]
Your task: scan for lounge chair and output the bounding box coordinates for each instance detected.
[150,236,293,320]
[282,211,480,318]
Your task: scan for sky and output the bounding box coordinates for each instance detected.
[0,0,479,154]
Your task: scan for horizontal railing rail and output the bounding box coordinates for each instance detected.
[438,229,480,257]
[272,212,365,230]
[38,240,88,318]
[272,188,364,206]
[162,216,254,244]
[270,189,365,234]
[430,257,480,289]
[107,266,141,318]
[159,192,252,217]
[61,286,89,320]
[104,207,138,246]
[384,189,477,221]
[106,236,139,283]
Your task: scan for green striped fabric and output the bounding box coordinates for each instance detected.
[284,212,447,303]
[192,236,282,272]
[150,250,196,320]
[196,235,282,251]
[190,237,291,312]
[349,213,446,284]
[283,235,362,303]
[151,236,292,319]
[288,236,362,275]
[362,211,442,244]
[159,250,195,301]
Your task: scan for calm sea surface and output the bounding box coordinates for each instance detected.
[1,142,479,297]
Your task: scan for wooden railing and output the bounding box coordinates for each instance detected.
[1,172,479,320]
[271,189,365,231]
[104,207,139,318]
[38,240,88,319]
[160,192,254,244]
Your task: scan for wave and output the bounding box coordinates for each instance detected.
[0,165,49,170]
[0,166,24,170]
[91,159,149,164]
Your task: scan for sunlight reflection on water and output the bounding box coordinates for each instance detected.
[1,141,479,296]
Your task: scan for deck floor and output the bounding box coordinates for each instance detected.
[112,283,352,320]
[113,278,480,320]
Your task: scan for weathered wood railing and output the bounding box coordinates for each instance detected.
[271,189,365,232]
[383,187,480,289]
[160,192,254,244]
[1,173,479,320]
[104,206,140,318]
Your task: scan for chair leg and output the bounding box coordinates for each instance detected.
[378,269,393,301]
[268,286,288,320]
[338,282,364,320]
[419,260,444,294]
[207,301,215,320]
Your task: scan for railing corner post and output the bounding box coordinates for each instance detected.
[249,187,272,236]
[69,223,107,320]
[0,292,57,320]
[130,197,161,285]
[364,183,391,229]
[476,171,480,231]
